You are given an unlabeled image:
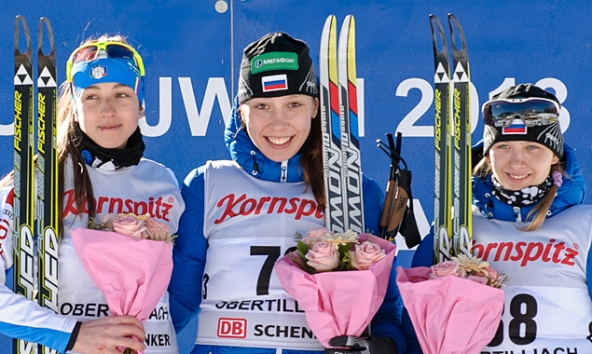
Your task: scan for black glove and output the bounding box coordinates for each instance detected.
[324,336,398,354]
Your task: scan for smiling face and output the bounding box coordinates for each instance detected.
[240,94,319,162]
[76,82,142,149]
[488,140,560,190]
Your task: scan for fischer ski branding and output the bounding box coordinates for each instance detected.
[430,13,472,262]
[13,15,59,354]
[430,15,453,263]
[448,14,472,258]
[320,14,364,234]
[36,17,59,354]
[13,15,36,354]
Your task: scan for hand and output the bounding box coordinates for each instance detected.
[72,316,146,354]
[324,336,397,354]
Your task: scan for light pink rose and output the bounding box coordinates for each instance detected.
[302,228,332,246]
[99,213,118,230]
[466,275,489,285]
[350,241,386,270]
[305,241,340,272]
[430,260,460,278]
[112,215,146,239]
[142,218,171,241]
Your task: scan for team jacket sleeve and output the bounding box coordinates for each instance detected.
[361,176,419,353]
[411,232,434,268]
[168,167,209,332]
[0,187,78,353]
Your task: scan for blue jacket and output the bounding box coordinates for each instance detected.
[412,144,591,298]
[168,98,417,354]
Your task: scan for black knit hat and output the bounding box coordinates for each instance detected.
[237,32,318,104]
[482,84,564,158]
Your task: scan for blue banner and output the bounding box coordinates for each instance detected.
[0,1,591,352]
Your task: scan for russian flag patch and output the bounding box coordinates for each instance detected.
[262,74,288,92]
[502,119,527,135]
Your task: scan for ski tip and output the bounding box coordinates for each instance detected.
[14,15,32,56]
[38,17,56,56]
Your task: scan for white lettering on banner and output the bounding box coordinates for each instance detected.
[139,77,172,137]
[180,77,231,136]
[139,77,232,137]
[395,77,569,138]
[139,76,366,138]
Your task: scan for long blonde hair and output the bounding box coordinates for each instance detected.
[473,156,564,231]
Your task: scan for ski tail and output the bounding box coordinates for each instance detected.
[448,14,472,257]
[36,17,59,354]
[338,15,364,234]
[13,15,36,354]
[430,14,453,263]
[320,15,346,233]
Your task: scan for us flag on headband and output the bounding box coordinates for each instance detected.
[502,118,527,135]
[262,74,288,92]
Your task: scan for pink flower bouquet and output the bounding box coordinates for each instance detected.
[274,229,397,348]
[71,213,175,354]
[396,255,507,354]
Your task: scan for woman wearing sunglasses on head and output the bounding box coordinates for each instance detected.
[413,84,592,351]
[168,32,418,354]
[0,36,184,353]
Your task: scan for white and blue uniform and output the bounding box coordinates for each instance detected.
[0,157,185,353]
[413,144,592,353]
[169,100,416,354]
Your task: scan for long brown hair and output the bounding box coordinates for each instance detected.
[473,156,564,231]
[299,104,325,209]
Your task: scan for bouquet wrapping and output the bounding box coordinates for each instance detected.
[396,260,505,354]
[275,231,397,347]
[71,214,175,353]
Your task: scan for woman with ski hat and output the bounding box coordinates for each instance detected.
[413,84,592,350]
[0,35,184,353]
[169,32,417,354]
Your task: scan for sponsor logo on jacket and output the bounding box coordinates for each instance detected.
[473,238,578,267]
[214,193,323,224]
[63,189,174,222]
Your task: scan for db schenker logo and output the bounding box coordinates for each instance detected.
[217,318,247,338]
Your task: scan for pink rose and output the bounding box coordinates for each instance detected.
[466,275,489,285]
[430,261,460,278]
[142,218,171,241]
[350,241,386,270]
[302,228,332,246]
[305,241,340,272]
[99,213,118,230]
[112,215,146,239]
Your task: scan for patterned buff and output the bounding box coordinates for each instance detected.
[491,175,553,206]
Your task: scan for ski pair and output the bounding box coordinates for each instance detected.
[430,14,472,263]
[319,15,364,235]
[13,15,59,354]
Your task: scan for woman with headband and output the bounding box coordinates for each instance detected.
[0,35,184,353]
